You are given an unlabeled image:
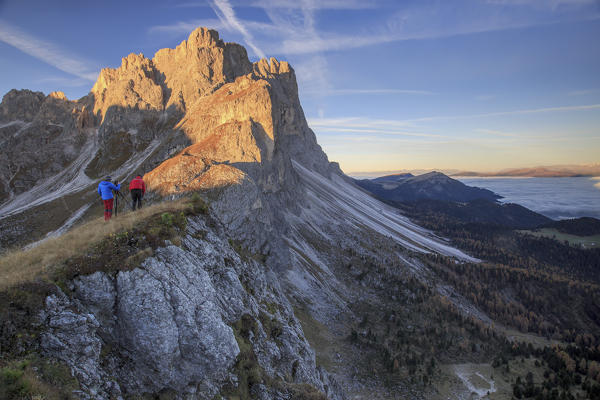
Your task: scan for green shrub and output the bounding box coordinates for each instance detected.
[0,357,79,400]
[173,212,187,230]
[161,212,174,226]
[0,365,30,399]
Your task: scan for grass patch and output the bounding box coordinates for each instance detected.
[0,282,57,359]
[221,314,264,400]
[0,356,79,400]
[258,311,283,342]
[293,308,335,371]
[0,199,200,291]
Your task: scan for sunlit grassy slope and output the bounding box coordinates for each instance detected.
[0,199,195,291]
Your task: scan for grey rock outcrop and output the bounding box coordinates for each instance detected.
[41,215,345,399]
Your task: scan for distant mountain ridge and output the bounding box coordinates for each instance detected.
[355,171,553,229]
[354,171,501,203]
[453,164,600,177]
[349,164,600,178]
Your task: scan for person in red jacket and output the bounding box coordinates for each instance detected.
[129,175,146,210]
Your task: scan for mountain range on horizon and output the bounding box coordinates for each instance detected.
[349,163,600,179]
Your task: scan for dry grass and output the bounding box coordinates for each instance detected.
[0,200,190,291]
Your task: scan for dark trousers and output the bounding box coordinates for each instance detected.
[131,189,143,210]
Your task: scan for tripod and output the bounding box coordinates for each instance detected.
[112,186,131,216]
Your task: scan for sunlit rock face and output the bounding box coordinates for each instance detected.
[87,27,254,178]
[91,27,253,119]
[0,27,334,207]
[86,26,333,193]
[144,46,332,196]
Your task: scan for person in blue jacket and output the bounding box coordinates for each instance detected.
[97,176,120,221]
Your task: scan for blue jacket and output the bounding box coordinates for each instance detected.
[98,181,121,200]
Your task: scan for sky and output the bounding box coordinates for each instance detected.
[0,0,599,174]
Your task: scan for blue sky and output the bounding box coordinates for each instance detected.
[1,0,599,173]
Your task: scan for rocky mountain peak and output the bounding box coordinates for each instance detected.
[0,89,46,122]
[90,27,254,120]
[253,57,292,77]
[48,91,68,101]
[183,26,223,49]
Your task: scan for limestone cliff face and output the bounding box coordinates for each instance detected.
[142,54,339,258]
[91,27,252,119]
[143,49,333,197]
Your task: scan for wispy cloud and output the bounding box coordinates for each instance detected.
[474,128,519,137]
[259,0,334,95]
[486,0,598,8]
[157,1,600,58]
[208,0,266,58]
[309,103,600,129]
[407,103,600,122]
[34,76,92,87]
[271,1,600,55]
[277,32,396,55]
[172,0,376,10]
[314,127,446,138]
[248,0,378,10]
[149,19,227,35]
[148,18,283,36]
[308,103,600,140]
[0,20,99,81]
[568,89,599,96]
[308,117,415,130]
[305,88,436,96]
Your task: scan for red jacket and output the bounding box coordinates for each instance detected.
[129,176,146,194]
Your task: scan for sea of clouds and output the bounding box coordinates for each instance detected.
[458,177,600,220]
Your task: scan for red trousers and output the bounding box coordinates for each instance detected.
[103,198,114,221]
